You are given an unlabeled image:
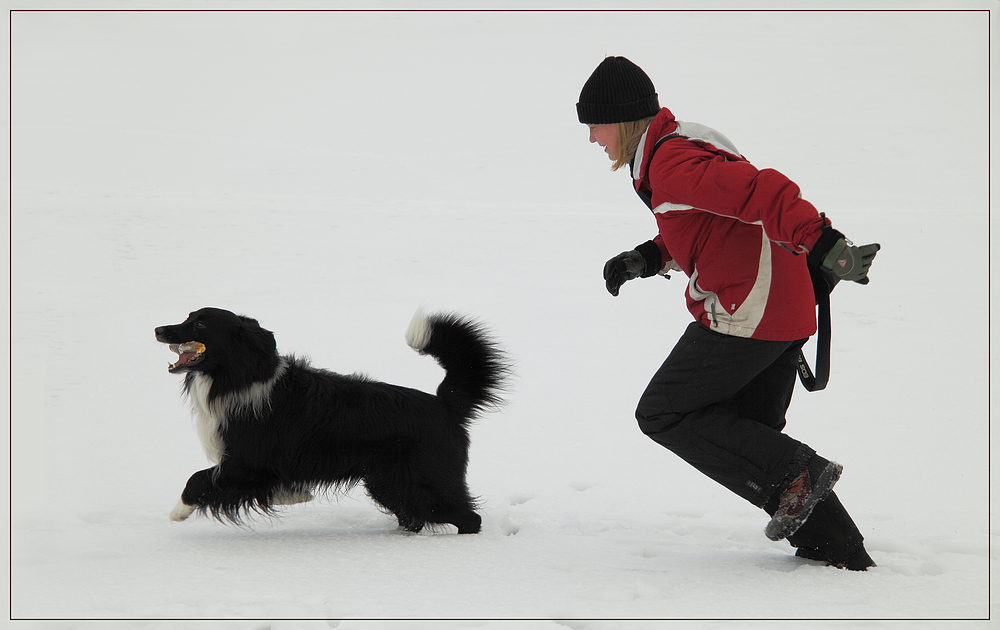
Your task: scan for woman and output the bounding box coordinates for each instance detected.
[578,56,878,571]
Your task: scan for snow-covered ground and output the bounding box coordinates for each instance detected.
[8,5,994,627]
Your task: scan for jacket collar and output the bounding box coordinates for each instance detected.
[632,107,676,184]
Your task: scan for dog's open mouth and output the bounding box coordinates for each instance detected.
[167,341,206,373]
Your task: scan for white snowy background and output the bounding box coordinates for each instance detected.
[7,4,994,628]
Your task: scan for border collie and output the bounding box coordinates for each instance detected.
[154,307,508,534]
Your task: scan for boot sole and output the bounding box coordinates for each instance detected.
[764,461,843,541]
[795,544,877,571]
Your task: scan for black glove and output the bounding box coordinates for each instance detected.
[604,240,662,297]
[808,226,880,285]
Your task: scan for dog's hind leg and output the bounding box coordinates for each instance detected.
[426,494,482,534]
[440,508,482,534]
[370,488,481,534]
[395,512,426,534]
[454,512,482,534]
[396,481,482,534]
[416,477,483,534]
[363,473,426,533]
[272,483,315,506]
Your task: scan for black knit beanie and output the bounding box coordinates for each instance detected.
[577,56,660,124]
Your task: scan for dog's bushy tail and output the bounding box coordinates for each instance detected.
[406,310,509,422]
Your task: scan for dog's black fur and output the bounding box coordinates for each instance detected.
[154,307,507,534]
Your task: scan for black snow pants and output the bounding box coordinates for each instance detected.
[635,321,814,508]
[635,321,865,557]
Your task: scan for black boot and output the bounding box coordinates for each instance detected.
[764,455,843,541]
[785,491,876,571]
[794,543,876,571]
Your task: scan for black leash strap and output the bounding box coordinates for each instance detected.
[797,260,837,392]
[632,134,681,211]
[797,280,831,391]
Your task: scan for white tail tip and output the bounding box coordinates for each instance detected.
[405,308,432,352]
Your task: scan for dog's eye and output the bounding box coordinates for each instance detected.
[194,321,207,330]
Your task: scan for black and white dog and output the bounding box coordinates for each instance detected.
[154,307,507,534]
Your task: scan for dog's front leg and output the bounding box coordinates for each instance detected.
[170,500,195,522]
[170,464,284,523]
[170,467,217,522]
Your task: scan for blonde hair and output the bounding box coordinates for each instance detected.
[611,116,656,172]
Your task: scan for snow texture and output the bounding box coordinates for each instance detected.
[8,4,994,627]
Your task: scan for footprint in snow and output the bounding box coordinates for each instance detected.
[500,515,521,536]
[508,493,534,506]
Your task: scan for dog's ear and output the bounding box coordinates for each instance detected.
[233,318,277,359]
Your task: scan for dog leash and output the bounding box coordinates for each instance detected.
[796,262,832,392]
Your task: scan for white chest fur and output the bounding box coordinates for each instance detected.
[186,373,226,464]
[184,359,289,465]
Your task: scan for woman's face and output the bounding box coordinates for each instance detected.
[588,124,618,161]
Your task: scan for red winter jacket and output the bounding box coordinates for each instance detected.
[633,108,828,341]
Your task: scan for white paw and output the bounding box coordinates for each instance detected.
[170,499,195,522]
[272,488,315,506]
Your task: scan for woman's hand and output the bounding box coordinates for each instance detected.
[604,250,647,296]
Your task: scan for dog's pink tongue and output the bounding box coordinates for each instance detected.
[168,341,206,371]
[173,351,199,367]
